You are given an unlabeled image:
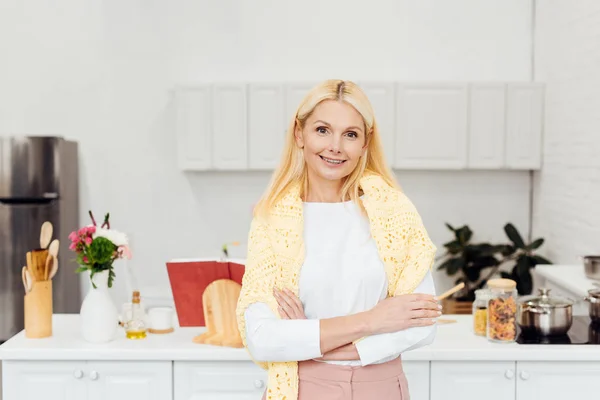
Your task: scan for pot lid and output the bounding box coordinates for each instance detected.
[588,288,600,298]
[520,288,574,308]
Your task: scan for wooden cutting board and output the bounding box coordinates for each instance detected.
[193,279,243,348]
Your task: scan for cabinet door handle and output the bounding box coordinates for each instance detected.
[504,369,514,379]
[73,369,84,379]
[89,370,99,381]
[520,370,530,380]
[254,379,264,388]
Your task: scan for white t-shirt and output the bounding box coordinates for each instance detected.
[244,198,437,366]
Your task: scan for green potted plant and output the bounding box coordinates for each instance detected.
[498,223,552,295]
[437,222,552,313]
[437,223,504,303]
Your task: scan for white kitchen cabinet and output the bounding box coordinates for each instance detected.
[212,84,248,170]
[468,84,506,169]
[248,83,286,170]
[175,86,212,171]
[395,84,468,169]
[430,361,516,400]
[2,360,171,400]
[87,361,172,400]
[175,81,544,172]
[505,83,544,169]
[403,361,430,400]
[516,361,600,400]
[2,361,87,400]
[358,82,396,167]
[285,82,318,123]
[174,360,267,400]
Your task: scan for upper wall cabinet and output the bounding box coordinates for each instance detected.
[175,86,211,171]
[358,82,396,168]
[506,83,544,169]
[468,84,506,169]
[395,84,468,169]
[248,83,285,170]
[174,82,545,172]
[211,84,248,170]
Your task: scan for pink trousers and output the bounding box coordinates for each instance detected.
[262,356,410,400]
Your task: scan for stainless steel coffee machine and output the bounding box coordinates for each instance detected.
[0,136,82,343]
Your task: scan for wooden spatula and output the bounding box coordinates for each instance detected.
[22,266,31,293]
[48,255,58,280]
[437,282,465,301]
[48,239,59,258]
[40,221,53,249]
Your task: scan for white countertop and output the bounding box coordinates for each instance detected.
[535,264,598,297]
[1,314,600,362]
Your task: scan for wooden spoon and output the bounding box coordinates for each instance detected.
[26,251,35,282]
[40,221,53,249]
[22,266,30,293]
[44,255,53,281]
[437,282,466,301]
[48,255,58,280]
[48,239,60,258]
[23,266,33,293]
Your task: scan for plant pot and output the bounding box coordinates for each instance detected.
[441,298,473,315]
[80,269,118,343]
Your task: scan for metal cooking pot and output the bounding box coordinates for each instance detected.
[583,288,600,323]
[582,256,600,280]
[517,288,573,336]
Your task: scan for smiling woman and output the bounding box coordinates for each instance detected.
[236,80,440,400]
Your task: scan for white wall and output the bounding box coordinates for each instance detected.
[532,1,600,264]
[0,0,534,307]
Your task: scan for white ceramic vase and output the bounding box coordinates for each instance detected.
[80,269,118,343]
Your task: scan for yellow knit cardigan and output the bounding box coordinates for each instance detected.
[235,173,437,400]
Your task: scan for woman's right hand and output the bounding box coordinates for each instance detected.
[367,293,441,334]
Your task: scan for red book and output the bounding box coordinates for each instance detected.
[166,258,246,327]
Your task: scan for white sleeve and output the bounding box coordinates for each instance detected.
[244,302,323,362]
[355,270,438,366]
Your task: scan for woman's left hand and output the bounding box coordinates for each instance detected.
[273,288,306,319]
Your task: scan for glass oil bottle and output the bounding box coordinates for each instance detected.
[125,290,147,339]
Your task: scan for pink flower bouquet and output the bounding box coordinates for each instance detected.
[69,211,132,288]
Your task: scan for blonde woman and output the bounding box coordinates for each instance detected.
[236,80,440,400]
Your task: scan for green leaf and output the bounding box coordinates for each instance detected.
[517,269,533,295]
[471,255,500,269]
[437,258,455,271]
[90,270,97,289]
[108,269,116,289]
[516,255,531,276]
[504,223,525,249]
[499,244,516,256]
[526,238,544,251]
[465,265,482,281]
[500,271,512,279]
[458,226,473,245]
[75,266,88,273]
[469,244,496,257]
[443,240,462,254]
[447,258,464,275]
[532,255,552,265]
[445,223,455,232]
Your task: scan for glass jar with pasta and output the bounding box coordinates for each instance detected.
[472,289,491,336]
[486,279,517,343]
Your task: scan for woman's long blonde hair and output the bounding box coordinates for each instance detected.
[253,79,400,219]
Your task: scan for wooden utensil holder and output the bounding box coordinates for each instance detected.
[24,280,53,338]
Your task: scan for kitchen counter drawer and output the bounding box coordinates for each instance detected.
[174,360,267,400]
